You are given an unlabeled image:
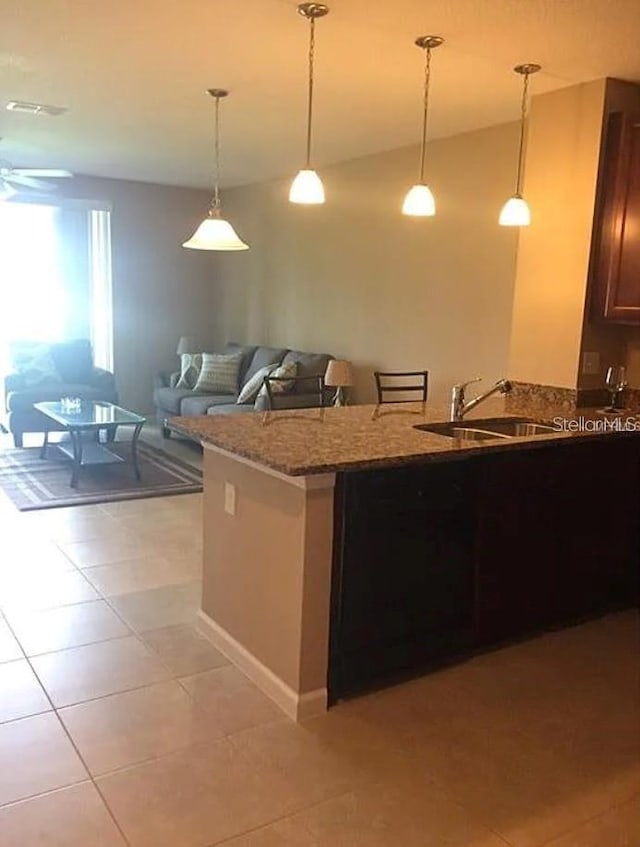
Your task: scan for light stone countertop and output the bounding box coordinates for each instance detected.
[170,400,639,477]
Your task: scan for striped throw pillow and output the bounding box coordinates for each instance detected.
[194,352,243,394]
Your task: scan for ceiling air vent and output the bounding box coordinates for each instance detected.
[5,101,68,116]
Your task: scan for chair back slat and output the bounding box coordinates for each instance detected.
[374,370,429,404]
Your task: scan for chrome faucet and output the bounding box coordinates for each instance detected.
[450,377,512,421]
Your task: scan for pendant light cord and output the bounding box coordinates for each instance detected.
[515,71,530,196]
[305,17,316,168]
[418,46,432,183]
[212,95,221,213]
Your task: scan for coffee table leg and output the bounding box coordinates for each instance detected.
[131,422,144,481]
[40,424,49,459]
[69,429,83,488]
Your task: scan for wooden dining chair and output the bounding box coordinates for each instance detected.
[263,374,327,410]
[374,370,429,404]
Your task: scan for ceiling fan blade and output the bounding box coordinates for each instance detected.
[11,168,73,178]
[7,174,55,191]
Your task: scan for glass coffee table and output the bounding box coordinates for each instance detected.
[34,401,146,488]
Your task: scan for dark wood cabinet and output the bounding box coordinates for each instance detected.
[329,438,639,702]
[329,462,474,699]
[475,440,639,645]
[591,111,640,323]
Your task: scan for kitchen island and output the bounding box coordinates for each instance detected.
[173,402,639,720]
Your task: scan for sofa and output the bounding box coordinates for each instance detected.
[3,339,118,447]
[154,342,333,437]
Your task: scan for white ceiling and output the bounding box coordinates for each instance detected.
[1,0,640,189]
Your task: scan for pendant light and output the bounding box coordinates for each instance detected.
[402,35,444,217]
[183,89,249,251]
[499,63,541,227]
[289,3,329,205]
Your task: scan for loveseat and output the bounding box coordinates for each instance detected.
[154,342,333,437]
[3,339,118,447]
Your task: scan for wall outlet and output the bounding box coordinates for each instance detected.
[224,482,236,516]
[582,351,600,376]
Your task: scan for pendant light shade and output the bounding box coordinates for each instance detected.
[289,169,325,204]
[402,35,443,217]
[499,195,531,227]
[499,63,540,228]
[183,89,249,251]
[289,3,329,205]
[402,184,436,217]
[183,211,249,251]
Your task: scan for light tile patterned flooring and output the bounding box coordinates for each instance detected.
[0,465,638,845]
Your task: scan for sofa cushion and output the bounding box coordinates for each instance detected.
[207,403,256,415]
[8,384,113,413]
[11,343,61,387]
[194,352,243,394]
[50,339,94,384]
[154,386,197,415]
[237,363,278,404]
[255,361,298,410]
[243,347,287,386]
[281,350,332,392]
[180,394,239,416]
[224,343,258,385]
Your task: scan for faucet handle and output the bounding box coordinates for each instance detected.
[455,377,482,393]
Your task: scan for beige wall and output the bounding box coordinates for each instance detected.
[213,122,521,404]
[202,449,334,697]
[61,176,217,412]
[508,80,607,389]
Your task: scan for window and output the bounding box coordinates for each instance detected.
[0,198,113,375]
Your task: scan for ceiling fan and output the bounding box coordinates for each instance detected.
[0,161,73,199]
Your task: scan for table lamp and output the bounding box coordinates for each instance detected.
[176,336,195,357]
[324,359,354,406]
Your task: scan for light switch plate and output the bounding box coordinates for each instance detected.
[582,351,600,376]
[224,482,236,516]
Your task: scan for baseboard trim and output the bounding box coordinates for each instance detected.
[196,609,327,721]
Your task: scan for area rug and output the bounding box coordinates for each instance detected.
[0,441,202,511]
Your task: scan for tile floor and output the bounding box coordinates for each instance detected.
[0,436,638,846]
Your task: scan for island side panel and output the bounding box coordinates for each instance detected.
[200,447,335,719]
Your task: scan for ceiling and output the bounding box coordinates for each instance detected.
[1,0,640,189]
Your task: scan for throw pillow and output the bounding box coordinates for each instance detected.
[176,353,203,389]
[50,339,94,384]
[236,363,278,405]
[13,344,61,387]
[255,360,298,406]
[194,351,243,394]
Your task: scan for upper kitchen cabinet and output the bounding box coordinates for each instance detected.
[591,109,640,323]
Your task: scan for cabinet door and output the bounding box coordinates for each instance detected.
[329,464,474,699]
[474,447,560,645]
[592,111,640,323]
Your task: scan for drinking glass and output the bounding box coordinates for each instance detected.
[604,365,627,412]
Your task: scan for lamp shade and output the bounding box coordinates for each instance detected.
[289,169,325,205]
[499,195,531,227]
[183,215,249,251]
[325,359,354,388]
[176,336,195,356]
[402,183,436,217]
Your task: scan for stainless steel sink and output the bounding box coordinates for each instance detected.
[415,422,511,440]
[415,417,558,441]
[472,419,557,437]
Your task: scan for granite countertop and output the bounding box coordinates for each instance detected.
[171,399,640,477]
